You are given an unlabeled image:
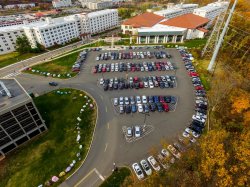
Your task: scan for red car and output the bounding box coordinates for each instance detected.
[134,76,139,83]
[189,72,199,77]
[102,67,106,72]
[162,103,169,112]
[139,82,144,88]
[195,86,204,90]
[159,96,165,103]
[92,67,97,73]
[131,67,136,72]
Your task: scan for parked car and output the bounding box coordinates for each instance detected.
[147,156,161,171]
[49,82,58,86]
[167,145,181,159]
[140,160,152,176]
[127,127,133,137]
[113,98,118,106]
[135,126,141,137]
[132,163,144,180]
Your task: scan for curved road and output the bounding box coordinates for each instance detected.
[1,48,195,187]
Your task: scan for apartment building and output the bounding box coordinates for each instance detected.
[0,9,119,55]
[0,79,47,157]
[86,1,113,10]
[174,3,198,14]
[4,3,36,9]
[0,14,41,28]
[86,9,119,34]
[193,0,229,21]
[52,0,72,9]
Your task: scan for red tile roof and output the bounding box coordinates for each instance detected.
[198,28,209,33]
[160,13,210,29]
[122,12,165,28]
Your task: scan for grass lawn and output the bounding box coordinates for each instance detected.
[0,52,40,68]
[194,58,211,90]
[0,89,96,187]
[100,167,131,187]
[26,52,79,78]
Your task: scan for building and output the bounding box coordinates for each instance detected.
[154,3,198,19]
[4,3,36,9]
[86,9,119,34]
[79,0,113,10]
[0,14,41,28]
[0,9,118,55]
[121,12,165,35]
[52,0,72,9]
[123,13,209,44]
[193,0,229,21]
[0,79,47,157]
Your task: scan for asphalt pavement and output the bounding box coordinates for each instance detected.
[7,48,195,187]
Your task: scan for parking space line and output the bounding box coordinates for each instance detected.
[104,143,108,152]
[105,106,108,112]
[94,168,105,181]
[107,123,110,129]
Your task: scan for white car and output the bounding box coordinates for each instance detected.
[127,127,133,137]
[99,78,104,85]
[115,67,119,72]
[119,97,124,105]
[147,156,161,171]
[119,105,124,114]
[190,137,196,143]
[191,131,200,138]
[142,95,147,104]
[96,57,99,61]
[138,104,143,113]
[196,112,207,119]
[144,81,148,88]
[182,131,190,138]
[124,97,130,105]
[136,96,141,104]
[140,159,152,176]
[132,163,144,180]
[135,126,141,137]
[185,127,192,134]
[167,145,181,159]
[113,98,118,106]
[149,81,154,88]
[161,149,175,164]
[129,77,133,84]
[192,115,206,123]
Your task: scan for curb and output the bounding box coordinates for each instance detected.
[62,88,99,185]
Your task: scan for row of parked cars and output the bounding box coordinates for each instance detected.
[100,75,176,91]
[72,50,87,72]
[113,95,176,114]
[92,60,175,73]
[96,51,171,61]
[179,48,208,139]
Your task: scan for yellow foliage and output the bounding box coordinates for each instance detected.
[231,89,250,114]
[243,111,250,125]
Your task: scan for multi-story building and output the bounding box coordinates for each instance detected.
[193,0,229,21]
[4,3,36,9]
[86,9,119,34]
[52,0,72,9]
[0,14,41,28]
[79,0,113,10]
[0,26,24,54]
[0,9,119,55]
[0,79,47,158]
[174,3,198,14]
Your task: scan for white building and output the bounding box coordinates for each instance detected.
[154,9,184,19]
[0,9,119,55]
[52,0,72,9]
[87,9,119,34]
[193,0,229,21]
[174,3,198,14]
[4,3,35,9]
[79,0,113,10]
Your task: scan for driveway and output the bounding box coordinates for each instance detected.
[10,48,195,187]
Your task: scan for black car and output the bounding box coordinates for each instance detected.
[49,82,58,86]
[103,84,108,91]
[118,83,124,90]
[191,120,205,128]
[129,83,134,89]
[195,108,207,114]
[164,96,171,103]
[113,83,118,90]
[125,105,131,114]
[196,104,207,110]
[134,82,139,89]
[190,124,203,134]
[148,96,154,103]
[150,103,156,112]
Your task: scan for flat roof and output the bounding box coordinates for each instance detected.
[154,8,183,15]
[194,5,222,12]
[88,9,117,18]
[0,79,31,112]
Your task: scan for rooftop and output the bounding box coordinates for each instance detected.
[154,8,183,15]
[0,79,31,113]
[175,3,198,8]
[194,5,222,12]
[87,9,117,18]
[122,12,165,28]
[160,13,210,29]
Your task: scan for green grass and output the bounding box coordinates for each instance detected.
[25,52,79,78]
[0,89,96,187]
[100,167,131,187]
[0,52,40,68]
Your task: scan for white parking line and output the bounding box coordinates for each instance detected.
[94,168,105,181]
[107,123,110,129]
[104,143,108,152]
[105,106,108,113]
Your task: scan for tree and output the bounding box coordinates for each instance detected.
[231,89,250,114]
[15,35,32,54]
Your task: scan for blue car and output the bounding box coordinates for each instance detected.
[131,104,137,113]
[148,96,154,103]
[156,102,163,112]
[144,104,149,113]
[153,96,159,103]
[150,103,156,112]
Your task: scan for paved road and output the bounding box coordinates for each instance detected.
[10,48,195,187]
